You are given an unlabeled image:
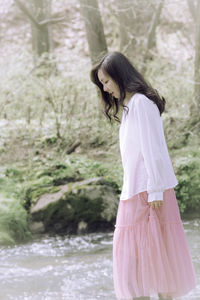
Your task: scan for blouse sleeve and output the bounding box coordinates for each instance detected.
[134,95,167,203]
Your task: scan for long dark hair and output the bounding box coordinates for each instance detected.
[90,51,166,122]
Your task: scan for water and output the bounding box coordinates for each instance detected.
[0,220,199,300]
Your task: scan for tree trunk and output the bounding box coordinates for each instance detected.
[193,1,200,118]
[31,0,53,63]
[141,0,164,74]
[79,0,108,65]
[15,0,55,67]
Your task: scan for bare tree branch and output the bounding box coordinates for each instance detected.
[39,16,66,26]
[79,0,108,65]
[66,141,81,154]
[15,0,65,28]
[15,0,40,28]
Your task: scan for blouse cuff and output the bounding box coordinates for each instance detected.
[148,191,163,203]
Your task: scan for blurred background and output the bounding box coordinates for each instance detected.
[0,0,199,299]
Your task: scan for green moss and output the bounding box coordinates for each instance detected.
[43,136,58,146]
[5,167,25,182]
[36,162,82,185]
[20,183,60,211]
[16,161,84,210]
[0,194,31,245]
[66,154,122,189]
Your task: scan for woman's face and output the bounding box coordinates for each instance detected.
[97,68,120,99]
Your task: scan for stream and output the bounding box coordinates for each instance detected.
[0,219,199,300]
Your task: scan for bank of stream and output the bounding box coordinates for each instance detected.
[0,219,199,300]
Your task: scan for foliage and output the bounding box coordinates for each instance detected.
[174,148,200,214]
[65,154,122,190]
[0,194,31,245]
[146,59,200,150]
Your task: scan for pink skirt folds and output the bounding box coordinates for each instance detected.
[113,188,196,300]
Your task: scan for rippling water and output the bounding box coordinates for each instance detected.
[0,220,199,300]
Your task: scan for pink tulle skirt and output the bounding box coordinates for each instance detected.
[113,188,196,299]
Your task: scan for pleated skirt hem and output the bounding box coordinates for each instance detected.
[113,188,196,299]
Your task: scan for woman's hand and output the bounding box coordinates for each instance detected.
[149,200,163,209]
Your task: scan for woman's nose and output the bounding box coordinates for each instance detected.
[103,85,109,93]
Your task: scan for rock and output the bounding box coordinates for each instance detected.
[30,177,119,234]
[29,221,45,234]
[30,177,103,214]
[77,221,88,234]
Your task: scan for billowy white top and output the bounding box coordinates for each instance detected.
[119,93,178,202]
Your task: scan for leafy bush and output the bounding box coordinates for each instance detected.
[174,149,200,214]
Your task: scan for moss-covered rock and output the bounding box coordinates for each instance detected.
[30,177,119,234]
[17,154,121,212]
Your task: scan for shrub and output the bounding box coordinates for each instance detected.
[174,149,200,214]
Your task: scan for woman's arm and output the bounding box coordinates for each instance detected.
[134,94,167,205]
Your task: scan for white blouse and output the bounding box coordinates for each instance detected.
[119,93,178,202]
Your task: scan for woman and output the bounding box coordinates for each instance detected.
[90,52,196,300]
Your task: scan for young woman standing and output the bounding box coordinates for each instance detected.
[90,52,196,300]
